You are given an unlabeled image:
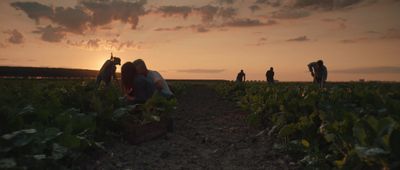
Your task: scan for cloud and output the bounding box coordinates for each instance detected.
[11,0,147,34]
[217,0,236,5]
[321,17,347,29]
[75,0,147,30]
[321,17,347,22]
[155,5,238,24]
[157,6,192,18]
[218,7,237,19]
[67,38,141,51]
[255,0,281,7]
[106,39,141,51]
[154,26,184,31]
[248,37,268,46]
[196,5,219,23]
[3,29,24,44]
[33,25,66,42]
[223,19,277,27]
[52,6,91,34]
[287,35,310,42]
[154,25,209,33]
[380,28,400,40]
[294,0,364,10]
[272,8,310,19]
[177,69,225,73]
[331,66,400,74]
[339,28,400,43]
[10,2,53,23]
[194,26,210,33]
[339,37,368,43]
[249,5,261,13]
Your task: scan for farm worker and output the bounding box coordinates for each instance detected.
[266,67,274,83]
[236,70,246,82]
[308,60,328,88]
[96,53,121,87]
[120,62,155,104]
[133,59,174,99]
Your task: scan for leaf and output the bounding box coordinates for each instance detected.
[52,143,68,160]
[324,133,335,143]
[13,134,34,147]
[33,154,46,160]
[301,139,310,148]
[17,105,34,115]
[0,158,16,168]
[355,146,389,157]
[42,127,63,143]
[1,128,37,140]
[278,124,297,137]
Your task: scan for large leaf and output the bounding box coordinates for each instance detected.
[1,128,37,140]
[0,158,16,168]
[355,146,389,157]
[52,143,68,160]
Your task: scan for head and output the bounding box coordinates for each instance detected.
[133,59,148,74]
[121,62,136,90]
[112,57,121,65]
[270,67,273,71]
[240,69,244,73]
[317,60,323,66]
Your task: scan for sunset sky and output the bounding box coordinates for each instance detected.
[0,0,399,81]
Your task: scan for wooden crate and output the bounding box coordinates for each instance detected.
[121,114,172,145]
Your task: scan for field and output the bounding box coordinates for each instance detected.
[1,79,399,169]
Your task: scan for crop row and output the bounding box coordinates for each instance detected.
[215,82,400,169]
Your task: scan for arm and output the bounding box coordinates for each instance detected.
[308,62,315,77]
[244,74,246,81]
[152,71,165,90]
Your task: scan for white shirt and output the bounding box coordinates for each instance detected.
[147,70,173,97]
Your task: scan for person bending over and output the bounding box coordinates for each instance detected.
[133,59,174,99]
[308,60,328,88]
[121,62,155,104]
[96,54,121,87]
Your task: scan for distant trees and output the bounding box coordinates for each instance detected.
[0,66,120,78]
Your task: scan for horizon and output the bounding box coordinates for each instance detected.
[1,65,399,82]
[0,0,400,81]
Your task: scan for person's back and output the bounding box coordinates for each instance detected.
[308,60,327,87]
[147,70,174,98]
[96,60,116,86]
[236,70,245,82]
[266,68,274,83]
[133,74,155,103]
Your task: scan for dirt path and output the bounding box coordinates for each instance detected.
[91,84,296,170]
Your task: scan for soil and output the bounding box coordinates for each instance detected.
[89,84,298,170]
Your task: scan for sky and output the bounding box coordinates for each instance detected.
[0,0,399,81]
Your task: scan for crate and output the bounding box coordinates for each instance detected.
[121,114,173,145]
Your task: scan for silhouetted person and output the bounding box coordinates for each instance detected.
[236,70,246,82]
[96,53,121,87]
[308,60,327,88]
[121,62,155,104]
[266,67,274,83]
[133,59,174,98]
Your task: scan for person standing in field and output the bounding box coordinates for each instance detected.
[266,67,274,84]
[308,60,328,88]
[96,53,121,87]
[236,70,246,82]
[133,59,174,99]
